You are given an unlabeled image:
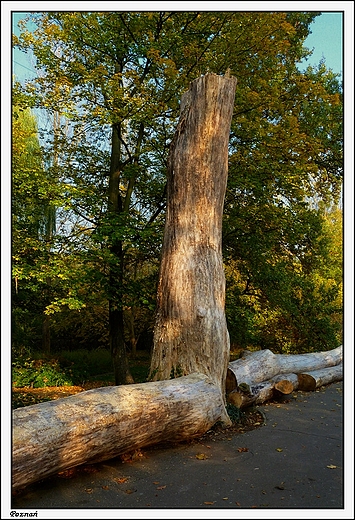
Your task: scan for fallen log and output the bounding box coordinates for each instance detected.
[297,362,343,392]
[12,373,224,491]
[227,359,343,409]
[227,372,300,409]
[227,345,342,390]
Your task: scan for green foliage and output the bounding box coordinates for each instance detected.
[12,11,343,363]
[226,403,244,424]
[225,205,343,353]
[12,357,76,388]
[11,349,115,389]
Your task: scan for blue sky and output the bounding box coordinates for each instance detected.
[12,11,343,82]
[299,12,343,76]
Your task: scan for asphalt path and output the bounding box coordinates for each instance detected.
[10,381,347,517]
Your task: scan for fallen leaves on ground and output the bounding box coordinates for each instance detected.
[113,477,128,484]
[237,447,249,452]
[12,381,114,408]
[58,468,77,479]
[120,449,144,462]
[196,409,264,443]
[327,464,338,469]
[196,453,208,460]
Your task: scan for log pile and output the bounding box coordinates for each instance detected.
[12,346,343,492]
[227,346,343,409]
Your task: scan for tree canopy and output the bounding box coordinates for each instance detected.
[12,11,343,380]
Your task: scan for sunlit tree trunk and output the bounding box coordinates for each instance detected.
[149,74,237,412]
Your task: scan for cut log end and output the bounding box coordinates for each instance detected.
[297,373,317,392]
[274,380,294,395]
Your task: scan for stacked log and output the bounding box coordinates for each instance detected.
[227,346,343,408]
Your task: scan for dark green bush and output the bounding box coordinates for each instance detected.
[12,357,89,388]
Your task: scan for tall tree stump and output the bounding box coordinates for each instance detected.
[149,73,237,418]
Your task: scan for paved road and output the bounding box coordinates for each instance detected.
[10,382,346,516]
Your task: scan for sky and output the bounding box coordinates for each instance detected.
[298,12,343,76]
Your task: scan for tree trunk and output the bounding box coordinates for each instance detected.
[12,373,224,491]
[108,123,133,385]
[149,74,237,420]
[42,312,51,354]
[227,345,342,390]
[127,306,138,358]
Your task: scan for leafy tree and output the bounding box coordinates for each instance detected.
[12,101,56,353]
[12,11,343,383]
[223,56,343,352]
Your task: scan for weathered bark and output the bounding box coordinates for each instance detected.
[12,373,225,491]
[149,74,237,418]
[227,346,343,389]
[226,349,343,408]
[297,363,343,391]
[277,347,343,374]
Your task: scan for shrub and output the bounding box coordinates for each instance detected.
[12,357,88,388]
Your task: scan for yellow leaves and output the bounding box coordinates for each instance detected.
[327,464,338,469]
[196,453,208,460]
[147,48,160,61]
[275,448,283,452]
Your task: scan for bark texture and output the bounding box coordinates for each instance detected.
[297,363,343,391]
[149,74,237,407]
[226,346,342,408]
[227,345,343,388]
[12,373,224,491]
